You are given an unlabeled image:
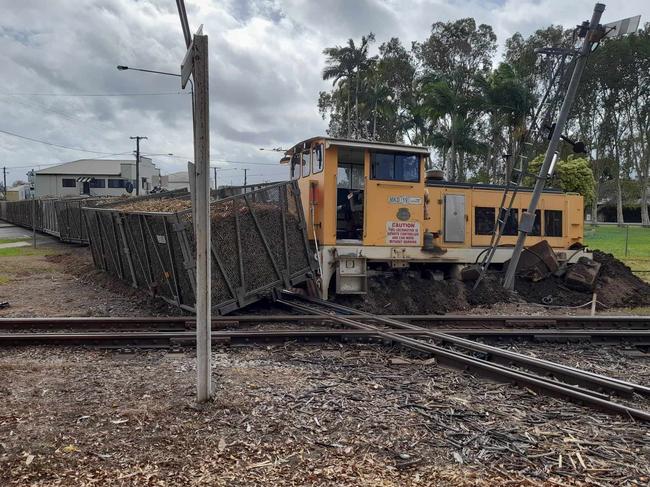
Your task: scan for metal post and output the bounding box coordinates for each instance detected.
[130,136,147,196]
[504,2,606,290]
[31,177,36,248]
[192,34,212,402]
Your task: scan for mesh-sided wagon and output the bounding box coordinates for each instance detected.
[83,181,316,314]
[0,196,117,244]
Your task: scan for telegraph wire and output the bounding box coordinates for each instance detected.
[0,92,190,97]
[0,128,125,155]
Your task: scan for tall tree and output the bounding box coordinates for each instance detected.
[414,18,496,180]
[322,42,355,136]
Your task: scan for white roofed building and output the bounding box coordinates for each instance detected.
[34,157,160,198]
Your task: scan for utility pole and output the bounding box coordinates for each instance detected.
[243,168,248,186]
[28,169,36,248]
[503,2,606,290]
[177,0,212,403]
[130,136,148,195]
[213,166,217,191]
[2,166,6,199]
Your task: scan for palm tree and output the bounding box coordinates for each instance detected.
[348,34,376,137]
[323,44,355,137]
[323,33,376,139]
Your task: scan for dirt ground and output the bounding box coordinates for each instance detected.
[1,235,650,485]
[2,245,645,319]
[0,246,181,318]
[0,342,649,486]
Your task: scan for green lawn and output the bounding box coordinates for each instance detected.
[0,237,30,245]
[0,246,53,257]
[584,224,650,282]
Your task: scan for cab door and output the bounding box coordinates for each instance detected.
[363,151,424,247]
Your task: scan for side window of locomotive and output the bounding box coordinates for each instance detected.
[371,152,420,182]
[530,210,542,236]
[312,144,324,174]
[499,208,519,236]
[544,210,563,237]
[290,154,300,180]
[474,207,495,235]
[302,151,310,177]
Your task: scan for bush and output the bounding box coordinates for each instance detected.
[527,154,596,205]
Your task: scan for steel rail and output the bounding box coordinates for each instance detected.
[285,293,650,398]
[1,314,649,327]
[4,325,623,404]
[275,298,650,421]
[1,329,649,342]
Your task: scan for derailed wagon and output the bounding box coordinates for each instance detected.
[0,196,115,244]
[83,181,316,315]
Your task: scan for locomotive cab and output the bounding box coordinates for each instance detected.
[283,136,588,299]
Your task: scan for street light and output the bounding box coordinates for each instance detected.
[116,65,194,117]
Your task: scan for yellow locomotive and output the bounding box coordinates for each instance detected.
[283,136,587,298]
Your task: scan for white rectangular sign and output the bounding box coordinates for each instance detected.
[388,195,422,205]
[386,221,420,245]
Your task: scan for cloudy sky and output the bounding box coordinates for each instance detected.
[1,0,647,186]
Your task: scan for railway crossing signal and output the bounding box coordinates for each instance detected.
[503,3,640,290]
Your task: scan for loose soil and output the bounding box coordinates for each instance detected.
[0,247,180,318]
[1,342,648,486]
[336,250,650,314]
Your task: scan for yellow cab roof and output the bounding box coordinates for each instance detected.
[284,136,430,156]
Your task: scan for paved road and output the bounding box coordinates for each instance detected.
[0,221,62,246]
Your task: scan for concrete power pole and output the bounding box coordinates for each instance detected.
[177,0,212,403]
[503,3,606,290]
[130,136,147,195]
[192,33,211,403]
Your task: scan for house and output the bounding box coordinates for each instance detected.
[34,157,160,198]
[160,170,215,191]
[162,171,190,191]
[5,184,30,201]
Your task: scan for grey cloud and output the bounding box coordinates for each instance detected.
[1,0,649,185]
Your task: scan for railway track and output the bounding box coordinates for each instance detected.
[1,313,649,331]
[1,307,649,420]
[273,292,650,421]
[1,328,649,344]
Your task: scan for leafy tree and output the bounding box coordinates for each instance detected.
[528,155,596,205]
[317,18,650,220]
[414,18,496,180]
[321,33,376,138]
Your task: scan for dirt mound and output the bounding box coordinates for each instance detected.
[592,251,650,308]
[514,251,650,308]
[333,251,649,313]
[334,270,513,314]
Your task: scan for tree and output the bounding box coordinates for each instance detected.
[528,155,596,206]
[414,18,497,180]
[321,33,376,139]
[322,42,356,137]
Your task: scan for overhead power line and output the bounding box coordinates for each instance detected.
[157,153,280,167]
[0,128,124,155]
[0,92,190,97]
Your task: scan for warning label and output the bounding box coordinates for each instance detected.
[386,221,420,245]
